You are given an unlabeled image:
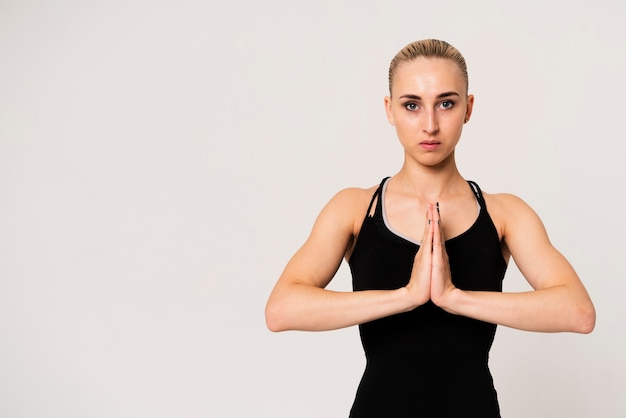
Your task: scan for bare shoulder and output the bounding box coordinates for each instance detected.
[321,184,379,234]
[482,191,549,248]
[292,183,380,270]
[483,191,535,217]
[327,185,377,208]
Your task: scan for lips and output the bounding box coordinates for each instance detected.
[419,140,441,150]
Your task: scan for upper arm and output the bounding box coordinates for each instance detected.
[491,193,580,290]
[275,188,369,290]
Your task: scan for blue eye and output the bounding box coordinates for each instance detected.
[440,100,454,109]
[405,102,418,111]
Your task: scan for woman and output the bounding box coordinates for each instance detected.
[265,39,595,417]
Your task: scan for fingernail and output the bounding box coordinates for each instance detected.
[436,201,440,214]
[428,219,431,225]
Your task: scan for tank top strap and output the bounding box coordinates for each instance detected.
[367,178,484,216]
[467,180,486,209]
[366,177,391,217]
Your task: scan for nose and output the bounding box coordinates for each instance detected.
[423,109,439,135]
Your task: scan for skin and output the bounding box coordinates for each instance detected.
[265,57,596,334]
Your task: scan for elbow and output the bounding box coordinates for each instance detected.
[265,300,289,332]
[572,302,596,334]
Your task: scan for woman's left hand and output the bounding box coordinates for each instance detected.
[429,203,457,310]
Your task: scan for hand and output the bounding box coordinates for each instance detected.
[405,208,434,308]
[429,203,457,309]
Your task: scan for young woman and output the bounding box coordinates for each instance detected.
[265,39,595,417]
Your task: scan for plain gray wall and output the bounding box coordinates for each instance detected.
[1,0,624,417]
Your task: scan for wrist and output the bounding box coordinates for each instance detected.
[398,286,426,312]
[436,287,463,314]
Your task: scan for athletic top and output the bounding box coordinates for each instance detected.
[348,177,507,417]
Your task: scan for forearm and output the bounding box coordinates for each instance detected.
[439,285,596,333]
[265,284,413,332]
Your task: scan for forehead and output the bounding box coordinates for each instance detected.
[392,57,465,96]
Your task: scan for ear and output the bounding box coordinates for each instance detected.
[464,94,474,123]
[384,96,395,126]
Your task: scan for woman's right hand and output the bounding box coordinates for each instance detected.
[405,206,434,308]
[266,188,439,332]
[267,187,424,331]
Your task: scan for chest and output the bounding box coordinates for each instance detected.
[384,194,480,244]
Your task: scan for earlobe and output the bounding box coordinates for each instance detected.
[464,94,474,124]
[384,96,395,126]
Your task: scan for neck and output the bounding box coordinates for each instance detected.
[393,156,465,202]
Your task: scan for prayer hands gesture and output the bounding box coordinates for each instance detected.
[406,203,457,310]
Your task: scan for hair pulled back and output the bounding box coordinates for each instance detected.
[388,39,468,95]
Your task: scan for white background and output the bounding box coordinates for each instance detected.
[1,1,625,417]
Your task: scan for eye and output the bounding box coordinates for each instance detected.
[439,100,455,109]
[404,102,418,111]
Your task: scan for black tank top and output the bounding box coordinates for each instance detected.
[348,177,507,417]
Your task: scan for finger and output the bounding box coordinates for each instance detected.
[424,206,434,256]
[431,205,446,287]
[419,206,432,249]
[433,202,444,251]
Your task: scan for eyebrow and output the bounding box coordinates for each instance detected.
[399,92,460,100]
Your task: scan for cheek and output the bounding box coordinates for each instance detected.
[392,122,411,142]
[395,119,417,137]
[446,111,466,128]
[395,112,418,127]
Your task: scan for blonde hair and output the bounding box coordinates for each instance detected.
[388,39,468,95]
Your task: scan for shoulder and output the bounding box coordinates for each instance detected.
[305,183,380,258]
[329,185,379,208]
[327,185,377,206]
[483,192,535,217]
[482,191,548,244]
[320,184,380,229]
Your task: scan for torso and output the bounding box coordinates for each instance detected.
[347,176,508,417]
